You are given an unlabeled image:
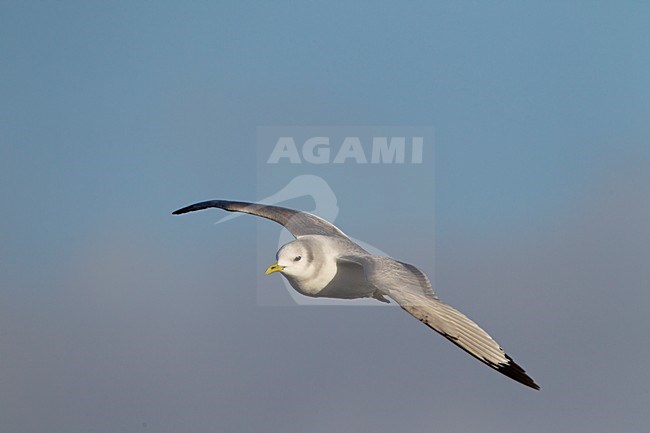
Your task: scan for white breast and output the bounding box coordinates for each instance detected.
[282,235,371,298]
[283,237,339,296]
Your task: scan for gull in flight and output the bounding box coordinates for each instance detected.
[214,175,391,305]
[173,200,540,390]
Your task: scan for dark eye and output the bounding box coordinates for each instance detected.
[294,255,302,262]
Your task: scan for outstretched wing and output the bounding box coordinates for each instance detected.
[341,255,540,390]
[173,200,349,239]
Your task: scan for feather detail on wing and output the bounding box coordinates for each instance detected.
[340,255,539,390]
[173,200,349,239]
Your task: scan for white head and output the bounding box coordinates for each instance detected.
[264,237,344,296]
[263,237,343,296]
[264,240,314,279]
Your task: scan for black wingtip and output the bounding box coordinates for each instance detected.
[172,200,225,216]
[172,204,198,215]
[498,354,540,390]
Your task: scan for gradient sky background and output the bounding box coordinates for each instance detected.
[1,2,649,432]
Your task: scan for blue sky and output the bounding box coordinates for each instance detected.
[1,2,649,432]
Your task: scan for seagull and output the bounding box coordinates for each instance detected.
[214,175,392,305]
[173,200,540,390]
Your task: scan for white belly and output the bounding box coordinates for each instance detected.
[280,235,375,300]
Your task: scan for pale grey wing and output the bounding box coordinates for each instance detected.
[337,255,437,299]
[172,200,349,239]
[341,255,540,390]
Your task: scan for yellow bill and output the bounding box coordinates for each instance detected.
[264,263,285,275]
